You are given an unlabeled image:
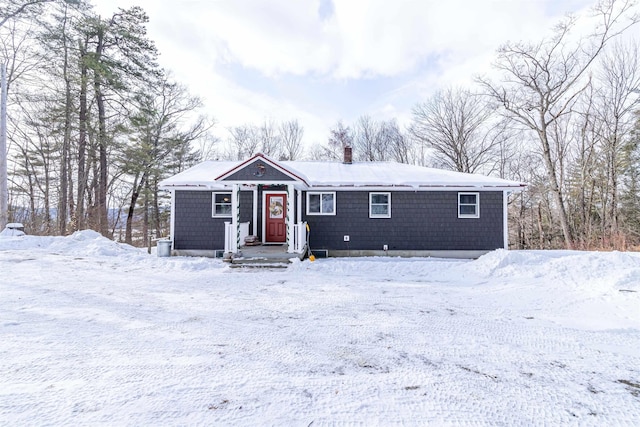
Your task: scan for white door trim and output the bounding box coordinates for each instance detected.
[262,190,288,244]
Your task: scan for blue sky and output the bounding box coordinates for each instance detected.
[93,0,599,148]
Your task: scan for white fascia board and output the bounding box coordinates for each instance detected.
[159,184,205,189]
[305,185,525,192]
[223,180,308,189]
[159,183,259,191]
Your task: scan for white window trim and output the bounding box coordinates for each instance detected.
[458,192,480,218]
[306,192,336,216]
[369,192,391,218]
[212,192,232,217]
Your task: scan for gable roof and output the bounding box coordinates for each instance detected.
[159,154,526,190]
[215,153,309,184]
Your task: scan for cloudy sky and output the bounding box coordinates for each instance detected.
[92,0,596,148]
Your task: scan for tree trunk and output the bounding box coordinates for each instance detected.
[125,172,145,245]
[58,5,71,236]
[537,202,544,250]
[538,126,574,249]
[143,182,149,251]
[75,37,89,231]
[152,177,161,238]
[86,139,99,231]
[93,28,109,237]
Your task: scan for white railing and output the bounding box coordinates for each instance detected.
[239,222,250,247]
[293,222,308,254]
[224,222,236,254]
[225,221,250,254]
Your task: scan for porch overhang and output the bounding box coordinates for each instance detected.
[223,181,307,256]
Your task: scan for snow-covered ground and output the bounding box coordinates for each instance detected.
[1,231,639,425]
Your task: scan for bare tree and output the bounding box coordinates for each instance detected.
[258,119,281,158]
[380,119,412,164]
[226,124,260,160]
[477,0,639,249]
[352,115,380,161]
[0,0,56,28]
[620,111,640,240]
[279,119,304,160]
[410,88,497,173]
[566,83,602,246]
[317,120,352,160]
[593,40,640,240]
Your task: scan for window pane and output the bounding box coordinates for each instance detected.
[460,205,476,215]
[308,194,320,213]
[321,193,334,213]
[213,193,231,217]
[371,204,388,215]
[216,204,232,216]
[215,193,231,204]
[371,194,388,204]
[460,194,477,205]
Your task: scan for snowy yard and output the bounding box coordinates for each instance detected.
[1,231,639,425]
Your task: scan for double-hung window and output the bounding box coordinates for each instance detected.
[212,192,232,217]
[458,192,479,218]
[369,192,391,218]
[307,192,335,215]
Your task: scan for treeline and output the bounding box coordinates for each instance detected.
[1,0,214,246]
[2,0,640,250]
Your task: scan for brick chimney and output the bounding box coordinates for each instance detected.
[343,146,352,164]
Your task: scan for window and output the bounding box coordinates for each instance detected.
[212,192,232,217]
[307,192,335,215]
[458,192,479,218]
[369,192,391,218]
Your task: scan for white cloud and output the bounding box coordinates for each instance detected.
[91,0,615,150]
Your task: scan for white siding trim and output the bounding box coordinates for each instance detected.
[211,192,233,217]
[261,190,288,244]
[369,192,391,218]
[306,191,336,215]
[458,192,480,219]
[169,190,175,249]
[503,190,509,249]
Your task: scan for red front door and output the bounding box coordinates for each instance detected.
[265,193,286,243]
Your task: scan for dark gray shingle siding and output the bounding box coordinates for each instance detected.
[223,160,294,181]
[174,190,254,250]
[173,189,505,251]
[303,191,504,251]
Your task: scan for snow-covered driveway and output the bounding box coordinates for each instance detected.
[1,232,639,425]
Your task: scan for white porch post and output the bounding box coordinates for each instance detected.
[287,183,294,253]
[232,184,239,253]
[297,188,302,224]
[224,221,231,253]
[252,187,258,236]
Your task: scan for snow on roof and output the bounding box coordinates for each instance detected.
[159,161,238,189]
[159,158,526,190]
[281,161,524,189]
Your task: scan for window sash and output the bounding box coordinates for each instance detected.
[307,192,335,215]
[458,193,479,218]
[369,193,391,218]
[212,192,232,217]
